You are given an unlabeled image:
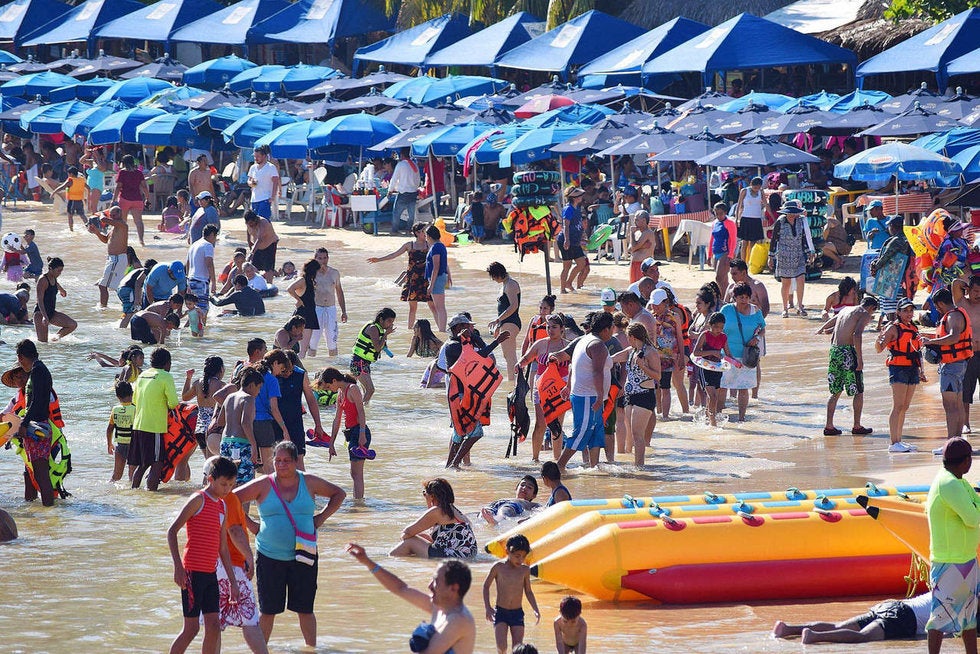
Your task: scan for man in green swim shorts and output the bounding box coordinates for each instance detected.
[817,296,878,437]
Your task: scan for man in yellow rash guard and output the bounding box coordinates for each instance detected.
[129,347,178,491]
[925,436,980,654]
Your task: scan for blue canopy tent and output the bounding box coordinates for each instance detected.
[253,0,394,47]
[856,8,980,91]
[424,11,544,71]
[643,13,858,89]
[48,76,115,101]
[95,0,223,50]
[496,10,645,80]
[170,0,290,55]
[353,13,474,73]
[948,45,980,78]
[0,0,70,48]
[20,0,145,55]
[828,89,891,113]
[577,16,709,84]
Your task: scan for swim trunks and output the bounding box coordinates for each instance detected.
[927,558,979,634]
[939,360,968,395]
[349,355,371,378]
[181,570,220,618]
[219,436,255,485]
[251,240,278,273]
[494,606,525,627]
[130,314,157,345]
[855,600,917,640]
[828,344,863,396]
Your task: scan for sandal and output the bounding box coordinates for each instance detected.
[823,427,842,436]
[796,307,808,317]
[781,309,789,318]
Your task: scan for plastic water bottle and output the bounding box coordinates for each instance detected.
[383,346,394,358]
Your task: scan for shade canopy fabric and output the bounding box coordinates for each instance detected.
[254,0,394,45]
[856,8,980,90]
[643,13,857,87]
[425,11,544,69]
[834,142,962,183]
[496,10,644,78]
[949,45,980,77]
[21,0,144,47]
[182,55,258,90]
[354,13,473,71]
[96,0,223,43]
[170,0,290,46]
[578,17,709,78]
[0,0,70,46]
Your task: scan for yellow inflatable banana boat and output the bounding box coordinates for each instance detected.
[857,495,931,560]
[530,508,919,602]
[487,483,929,558]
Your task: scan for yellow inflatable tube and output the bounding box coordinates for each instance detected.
[486,483,928,558]
[530,509,910,602]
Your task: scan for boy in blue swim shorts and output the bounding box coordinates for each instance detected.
[483,534,540,654]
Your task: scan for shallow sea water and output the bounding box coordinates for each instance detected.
[0,204,959,653]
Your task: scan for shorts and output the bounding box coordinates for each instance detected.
[430,272,448,295]
[67,199,85,215]
[625,390,657,411]
[344,425,372,460]
[100,254,126,290]
[855,599,918,640]
[252,420,277,448]
[251,240,278,273]
[559,243,586,261]
[699,368,723,389]
[939,360,968,395]
[888,365,920,386]
[118,198,145,213]
[309,305,339,353]
[216,562,259,629]
[927,558,979,633]
[130,314,157,344]
[250,199,272,219]
[256,551,317,615]
[117,286,137,314]
[566,395,604,451]
[471,224,485,239]
[349,355,372,378]
[964,353,980,403]
[114,442,130,460]
[219,436,255,485]
[181,570,219,618]
[658,370,673,389]
[737,216,764,242]
[494,606,525,627]
[20,421,52,461]
[127,430,163,466]
[452,422,483,445]
[188,278,210,314]
[828,344,863,396]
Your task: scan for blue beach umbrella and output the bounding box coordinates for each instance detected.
[595,123,685,157]
[0,70,76,98]
[182,55,257,90]
[676,89,734,111]
[522,103,614,128]
[222,110,300,148]
[368,120,442,154]
[48,76,115,102]
[172,85,248,111]
[227,65,282,93]
[135,111,212,149]
[93,78,175,105]
[329,92,406,114]
[666,103,730,136]
[780,90,840,111]
[249,64,341,95]
[62,100,129,137]
[858,103,961,137]
[400,76,508,106]
[411,122,494,157]
[500,122,590,167]
[650,129,734,162]
[190,104,262,131]
[828,89,892,113]
[309,112,401,151]
[383,75,435,100]
[139,85,206,110]
[378,103,468,128]
[697,134,820,167]
[19,99,92,133]
[834,142,962,185]
[0,96,33,137]
[717,92,795,112]
[951,144,980,183]
[912,127,980,157]
[455,106,513,126]
[0,52,21,65]
[88,106,167,145]
[457,123,532,165]
[748,103,848,137]
[254,119,321,158]
[551,118,641,155]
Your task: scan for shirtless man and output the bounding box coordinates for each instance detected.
[244,209,280,284]
[952,275,980,432]
[817,296,878,436]
[88,205,129,308]
[726,258,771,397]
[145,294,184,321]
[130,309,180,345]
[309,248,348,357]
[483,193,506,240]
[626,210,656,284]
[347,544,477,654]
[187,154,214,202]
[616,292,657,336]
[219,368,261,483]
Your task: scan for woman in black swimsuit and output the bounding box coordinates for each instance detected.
[287,259,320,359]
[33,257,76,343]
[487,261,521,381]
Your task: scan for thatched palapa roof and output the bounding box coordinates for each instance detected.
[618,0,797,29]
[818,0,933,62]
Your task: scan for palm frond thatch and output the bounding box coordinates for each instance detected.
[819,1,933,62]
[617,0,797,28]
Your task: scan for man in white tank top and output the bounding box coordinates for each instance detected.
[735,176,766,262]
[557,312,613,469]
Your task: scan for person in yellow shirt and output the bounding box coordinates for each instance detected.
[52,166,88,232]
[925,436,980,654]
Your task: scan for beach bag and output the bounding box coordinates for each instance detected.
[735,310,760,369]
[269,476,317,565]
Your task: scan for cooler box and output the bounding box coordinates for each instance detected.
[860,249,879,294]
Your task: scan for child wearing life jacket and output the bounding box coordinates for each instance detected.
[106,381,135,482]
[51,166,88,232]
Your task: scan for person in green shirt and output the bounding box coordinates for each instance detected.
[129,347,179,491]
[925,436,980,654]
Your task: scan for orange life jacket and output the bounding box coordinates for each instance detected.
[522,317,549,355]
[12,388,64,428]
[937,307,973,363]
[886,322,922,367]
[447,343,502,435]
[675,304,692,349]
[536,362,571,425]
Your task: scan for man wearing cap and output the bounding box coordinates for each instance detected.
[188,190,220,244]
[143,260,187,306]
[600,288,617,314]
[483,192,506,240]
[863,200,890,250]
[560,186,590,294]
[247,144,280,221]
[188,153,214,204]
[923,288,973,443]
[735,176,766,262]
[871,216,914,325]
[88,205,128,309]
[627,258,674,299]
[626,210,656,284]
[925,437,980,653]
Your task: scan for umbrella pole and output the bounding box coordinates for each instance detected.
[895,176,899,220]
[450,156,458,214]
[609,156,615,188]
[543,242,553,296]
[428,151,435,218]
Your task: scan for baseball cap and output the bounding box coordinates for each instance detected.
[169,261,186,280]
[943,437,973,463]
[448,313,475,329]
[623,186,638,198]
[564,186,586,199]
[600,288,617,306]
[640,257,663,273]
[868,200,884,209]
[896,298,915,311]
[195,190,213,200]
[888,215,904,227]
[649,288,668,305]
[486,192,498,204]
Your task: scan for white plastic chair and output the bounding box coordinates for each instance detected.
[672,219,713,270]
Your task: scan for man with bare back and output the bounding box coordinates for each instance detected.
[627,210,656,284]
[817,296,878,436]
[89,205,129,309]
